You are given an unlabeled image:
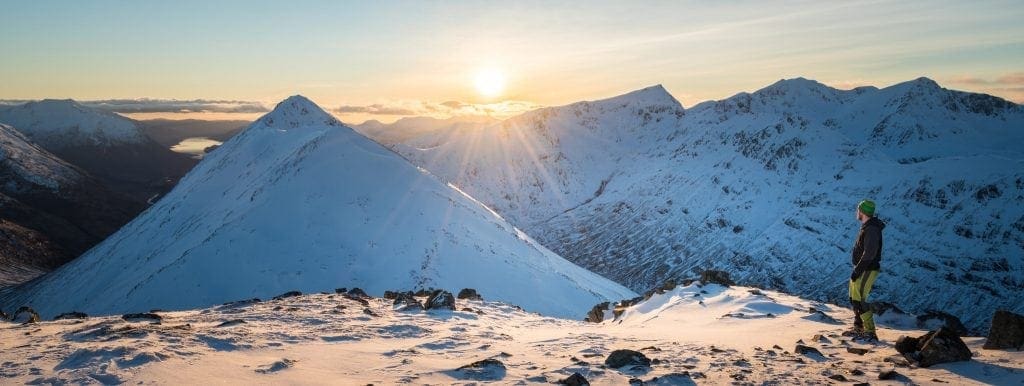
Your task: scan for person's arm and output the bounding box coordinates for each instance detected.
[852,226,880,280]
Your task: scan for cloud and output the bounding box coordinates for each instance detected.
[82,99,269,114]
[333,100,543,119]
[0,98,269,113]
[947,72,1024,86]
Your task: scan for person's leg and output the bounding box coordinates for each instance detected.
[849,276,864,331]
[857,270,879,335]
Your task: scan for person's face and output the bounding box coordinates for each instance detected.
[855,209,863,222]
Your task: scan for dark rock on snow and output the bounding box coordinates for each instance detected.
[272,290,302,300]
[53,311,88,320]
[794,344,823,357]
[983,310,1024,350]
[879,369,902,380]
[557,372,590,386]
[122,312,162,322]
[700,270,735,286]
[605,349,652,368]
[393,292,424,312]
[334,288,347,294]
[457,288,483,300]
[895,328,972,367]
[586,302,610,323]
[847,347,870,355]
[451,358,506,381]
[425,290,456,310]
[216,319,247,327]
[347,288,369,298]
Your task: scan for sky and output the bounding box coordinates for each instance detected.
[1,0,1022,123]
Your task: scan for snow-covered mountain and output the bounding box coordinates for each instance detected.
[394,78,1024,332]
[0,96,635,319]
[0,100,197,202]
[0,124,140,285]
[2,281,1020,384]
[352,115,498,149]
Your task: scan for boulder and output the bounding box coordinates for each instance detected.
[700,270,735,286]
[557,372,590,386]
[334,287,347,294]
[425,290,456,311]
[452,358,506,381]
[794,344,823,357]
[0,309,7,320]
[895,328,972,367]
[457,288,483,301]
[586,302,610,323]
[916,310,969,336]
[122,312,162,322]
[393,293,424,312]
[54,312,89,320]
[414,288,437,297]
[605,349,651,368]
[272,290,302,300]
[983,310,1024,350]
[347,288,369,298]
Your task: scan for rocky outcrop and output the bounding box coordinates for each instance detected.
[604,349,651,368]
[557,372,590,385]
[53,311,88,320]
[393,293,424,312]
[122,312,162,322]
[700,270,735,287]
[425,290,456,311]
[586,302,610,323]
[272,291,302,300]
[895,328,972,367]
[457,288,483,300]
[983,310,1024,350]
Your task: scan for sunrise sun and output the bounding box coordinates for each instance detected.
[474,68,506,98]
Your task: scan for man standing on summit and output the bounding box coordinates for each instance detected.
[848,199,885,342]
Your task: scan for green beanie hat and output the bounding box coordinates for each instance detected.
[858,200,876,216]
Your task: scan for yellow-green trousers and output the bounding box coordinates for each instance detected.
[849,270,879,333]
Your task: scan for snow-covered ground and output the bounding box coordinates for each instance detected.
[1,283,1020,385]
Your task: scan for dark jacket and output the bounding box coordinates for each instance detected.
[851,216,885,278]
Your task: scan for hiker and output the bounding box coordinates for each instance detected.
[847,199,885,342]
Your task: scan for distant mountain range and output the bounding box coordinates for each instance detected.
[391,77,1023,332]
[0,100,197,203]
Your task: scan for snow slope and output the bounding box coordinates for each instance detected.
[0,283,1019,384]
[394,78,1024,332]
[0,95,634,319]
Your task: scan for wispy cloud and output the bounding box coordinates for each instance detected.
[0,98,269,113]
[333,100,543,119]
[946,72,1024,103]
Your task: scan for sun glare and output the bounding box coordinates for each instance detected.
[474,68,506,98]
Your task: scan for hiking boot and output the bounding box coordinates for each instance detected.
[852,332,879,343]
[841,327,864,337]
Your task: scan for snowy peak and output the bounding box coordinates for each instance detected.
[0,99,147,148]
[592,84,682,109]
[254,95,341,130]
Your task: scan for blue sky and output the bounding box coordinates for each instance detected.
[1,0,1021,122]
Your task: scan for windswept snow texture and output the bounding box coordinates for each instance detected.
[0,285,1020,384]
[0,96,634,319]
[395,79,1024,332]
